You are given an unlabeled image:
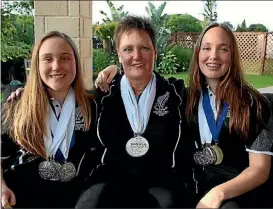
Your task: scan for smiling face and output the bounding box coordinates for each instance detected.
[198,26,232,83]
[38,36,76,95]
[117,29,157,82]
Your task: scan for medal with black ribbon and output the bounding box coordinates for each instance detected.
[194,89,228,166]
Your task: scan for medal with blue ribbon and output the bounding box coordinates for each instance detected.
[202,89,228,143]
[203,88,228,164]
[194,89,228,166]
[38,132,76,182]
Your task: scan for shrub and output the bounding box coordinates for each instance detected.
[166,42,176,52]
[168,45,193,72]
[93,48,111,72]
[109,51,119,66]
[93,49,120,78]
[156,51,179,75]
[95,22,118,55]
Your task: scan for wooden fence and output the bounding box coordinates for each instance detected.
[168,32,273,75]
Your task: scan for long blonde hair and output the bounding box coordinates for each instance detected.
[2,31,92,158]
[186,23,268,139]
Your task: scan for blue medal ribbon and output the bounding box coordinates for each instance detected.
[54,132,75,162]
[202,89,228,143]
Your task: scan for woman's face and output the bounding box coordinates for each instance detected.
[117,29,157,81]
[39,37,76,94]
[198,26,232,82]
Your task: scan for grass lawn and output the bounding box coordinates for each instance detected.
[245,74,273,89]
[164,72,273,89]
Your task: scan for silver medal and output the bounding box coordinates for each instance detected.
[38,160,76,181]
[126,136,149,157]
[50,161,62,181]
[38,161,61,180]
[194,150,215,166]
[194,144,223,166]
[59,162,76,182]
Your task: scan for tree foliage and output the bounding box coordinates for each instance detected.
[145,1,168,28]
[202,0,217,28]
[166,14,202,33]
[167,44,193,72]
[248,24,268,32]
[145,1,170,63]
[94,22,118,55]
[1,1,34,62]
[100,0,128,23]
[222,21,234,31]
[157,51,179,75]
[236,19,268,32]
[241,19,247,28]
[236,19,248,32]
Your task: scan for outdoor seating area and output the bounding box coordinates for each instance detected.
[1,1,273,208]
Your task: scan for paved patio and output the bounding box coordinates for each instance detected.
[258,86,273,93]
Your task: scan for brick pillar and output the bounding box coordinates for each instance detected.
[34,1,93,89]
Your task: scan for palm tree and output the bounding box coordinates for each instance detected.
[202,0,217,28]
[100,0,128,23]
[145,1,171,64]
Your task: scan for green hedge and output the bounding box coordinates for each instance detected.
[167,44,193,72]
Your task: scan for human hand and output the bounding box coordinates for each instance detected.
[196,188,224,209]
[6,87,24,102]
[1,186,16,209]
[95,65,118,92]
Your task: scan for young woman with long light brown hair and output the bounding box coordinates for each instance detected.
[184,22,273,208]
[1,31,101,208]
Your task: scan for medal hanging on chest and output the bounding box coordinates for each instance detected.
[39,91,77,182]
[38,156,76,182]
[194,144,224,166]
[121,74,156,158]
[39,130,77,182]
[194,89,228,166]
[38,158,60,180]
[126,135,149,157]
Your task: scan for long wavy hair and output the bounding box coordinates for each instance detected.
[2,31,92,158]
[186,22,268,139]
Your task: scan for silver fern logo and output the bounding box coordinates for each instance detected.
[153,92,170,116]
[75,107,84,130]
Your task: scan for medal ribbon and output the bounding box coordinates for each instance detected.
[202,89,228,143]
[120,74,156,135]
[54,133,75,162]
[45,88,75,159]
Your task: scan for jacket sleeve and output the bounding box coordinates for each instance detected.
[245,95,273,155]
[1,125,22,173]
[1,104,21,161]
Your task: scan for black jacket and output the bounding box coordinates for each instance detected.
[180,90,273,196]
[1,98,102,208]
[91,72,188,187]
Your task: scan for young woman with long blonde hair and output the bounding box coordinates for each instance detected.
[1,31,101,208]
